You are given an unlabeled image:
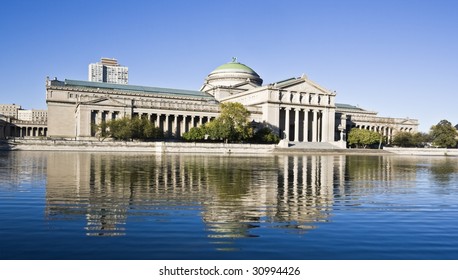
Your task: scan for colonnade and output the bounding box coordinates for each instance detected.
[10,125,47,137]
[91,110,121,124]
[354,124,413,143]
[136,112,215,137]
[90,110,216,138]
[280,107,330,142]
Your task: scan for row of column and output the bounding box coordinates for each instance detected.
[355,124,394,142]
[10,126,47,137]
[282,107,326,142]
[91,110,215,138]
[92,110,120,124]
[138,113,215,137]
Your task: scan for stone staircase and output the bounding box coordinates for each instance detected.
[274,141,393,154]
[289,141,343,149]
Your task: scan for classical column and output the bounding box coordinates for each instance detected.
[156,114,161,128]
[284,107,290,141]
[303,109,309,142]
[321,109,329,142]
[164,114,170,136]
[294,108,300,142]
[181,116,186,136]
[339,113,347,141]
[171,115,177,136]
[312,110,318,142]
[94,111,99,125]
[188,115,194,129]
[316,111,323,142]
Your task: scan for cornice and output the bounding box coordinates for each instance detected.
[47,85,213,102]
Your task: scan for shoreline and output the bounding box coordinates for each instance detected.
[2,139,457,156]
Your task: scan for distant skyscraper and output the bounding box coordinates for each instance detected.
[88,58,128,84]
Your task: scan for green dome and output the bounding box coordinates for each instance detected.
[205,58,263,87]
[213,61,259,75]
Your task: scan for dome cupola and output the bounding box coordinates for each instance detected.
[204,58,263,88]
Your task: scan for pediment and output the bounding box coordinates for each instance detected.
[399,119,418,126]
[82,97,127,107]
[274,77,333,95]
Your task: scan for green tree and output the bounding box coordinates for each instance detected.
[252,127,280,144]
[143,119,163,140]
[182,126,206,141]
[393,132,431,147]
[108,117,132,140]
[412,132,432,147]
[105,117,162,141]
[218,102,253,142]
[200,102,253,142]
[130,117,144,139]
[348,128,382,148]
[92,121,110,141]
[430,120,458,148]
[392,132,414,147]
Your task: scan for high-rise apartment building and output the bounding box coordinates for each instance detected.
[17,109,48,122]
[88,58,128,84]
[0,104,21,119]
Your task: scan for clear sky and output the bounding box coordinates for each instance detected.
[1,0,457,132]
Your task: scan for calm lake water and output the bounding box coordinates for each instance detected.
[1,151,458,260]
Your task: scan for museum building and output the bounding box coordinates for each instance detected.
[45,59,418,145]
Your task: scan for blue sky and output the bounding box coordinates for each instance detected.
[1,0,457,132]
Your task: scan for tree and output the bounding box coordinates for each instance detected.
[143,119,163,140]
[92,121,110,141]
[430,120,458,148]
[182,126,206,141]
[106,117,162,141]
[218,102,253,142]
[251,127,280,144]
[412,132,432,147]
[392,131,414,147]
[108,117,132,140]
[392,132,431,147]
[198,102,253,143]
[347,128,382,148]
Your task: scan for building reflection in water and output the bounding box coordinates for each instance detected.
[0,151,47,188]
[44,152,422,243]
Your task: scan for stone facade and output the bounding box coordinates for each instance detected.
[46,78,262,139]
[335,103,419,143]
[45,60,419,145]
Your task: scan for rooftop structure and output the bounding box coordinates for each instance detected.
[88,58,128,85]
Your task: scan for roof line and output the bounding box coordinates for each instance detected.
[61,79,214,99]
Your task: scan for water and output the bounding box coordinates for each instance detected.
[1,151,458,260]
